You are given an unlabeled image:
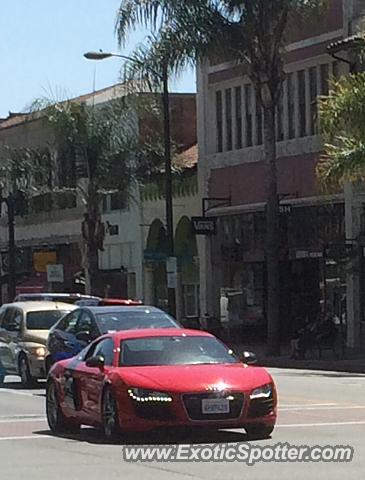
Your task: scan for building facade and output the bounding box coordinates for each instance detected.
[0,85,197,307]
[197,0,365,348]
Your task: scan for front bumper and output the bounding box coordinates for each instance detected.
[118,389,277,432]
[28,355,47,379]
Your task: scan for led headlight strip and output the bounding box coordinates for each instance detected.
[128,388,173,403]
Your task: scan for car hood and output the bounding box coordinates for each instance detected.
[23,330,49,346]
[118,363,273,392]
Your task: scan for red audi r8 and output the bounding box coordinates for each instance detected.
[46,329,277,439]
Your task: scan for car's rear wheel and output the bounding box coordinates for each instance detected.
[245,424,274,439]
[19,355,36,387]
[0,374,4,386]
[102,387,120,440]
[46,380,80,434]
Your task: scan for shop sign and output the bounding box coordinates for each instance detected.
[46,264,64,283]
[279,205,292,214]
[192,217,217,235]
[33,251,57,273]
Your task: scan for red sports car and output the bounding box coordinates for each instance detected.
[46,329,277,439]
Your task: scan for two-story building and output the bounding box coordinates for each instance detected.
[197,0,365,348]
[0,85,198,310]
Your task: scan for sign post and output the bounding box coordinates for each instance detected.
[166,257,177,289]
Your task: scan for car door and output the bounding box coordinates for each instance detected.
[79,337,115,423]
[0,307,22,373]
[48,310,82,361]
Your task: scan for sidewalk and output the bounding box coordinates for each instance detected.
[228,342,365,374]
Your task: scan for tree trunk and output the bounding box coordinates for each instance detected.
[263,104,281,356]
[82,182,104,296]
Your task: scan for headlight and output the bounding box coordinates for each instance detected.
[128,388,173,403]
[250,383,272,400]
[31,347,47,358]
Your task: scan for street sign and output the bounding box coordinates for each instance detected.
[46,264,64,283]
[192,217,217,235]
[166,256,177,289]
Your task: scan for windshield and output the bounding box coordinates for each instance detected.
[96,310,180,333]
[26,310,69,330]
[120,336,239,367]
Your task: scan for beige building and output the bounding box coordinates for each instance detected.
[0,84,198,314]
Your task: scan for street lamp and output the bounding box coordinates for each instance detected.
[84,50,176,317]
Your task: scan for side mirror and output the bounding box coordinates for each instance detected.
[75,330,91,343]
[241,351,257,365]
[7,322,20,332]
[85,355,105,369]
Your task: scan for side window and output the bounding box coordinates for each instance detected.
[13,310,24,331]
[76,311,99,339]
[86,338,114,366]
[58,310,80,334]
[2,308,19,331]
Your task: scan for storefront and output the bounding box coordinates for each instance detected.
[210,202,346,342]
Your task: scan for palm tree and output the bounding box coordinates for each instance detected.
[318,71,365,187]
[1,94,165,296]
[116,0,326,355]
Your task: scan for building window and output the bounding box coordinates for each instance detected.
[320,63,329,96]
[110,191,127,211]
[245,84,253,147]
[309,66,318,135]
[235,86,243,149]
[287,73,295,139]
[216,91,223,152]
[298,70,306,137]
[332,60,340,79]
[225,88,233,151]
[256,93,263,145]
[183,284,199,318]
[276,83,284,141]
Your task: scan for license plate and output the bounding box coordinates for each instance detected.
[202,398,230,414]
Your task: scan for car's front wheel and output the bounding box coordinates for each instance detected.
[46,380,80,434]
[19,355,36,387]
[245,424,274,439]
[102,386,120,440]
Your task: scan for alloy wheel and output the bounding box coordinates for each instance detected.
[102,389,118,439]
[46,382,58,431]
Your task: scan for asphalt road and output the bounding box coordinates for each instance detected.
[0,368,364,479]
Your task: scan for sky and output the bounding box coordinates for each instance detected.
[0,0,196,118]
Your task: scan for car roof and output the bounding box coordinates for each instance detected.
[15,293,100,300]
[1,301,78,313]
[85,305,168,315]
[104,328,213,341]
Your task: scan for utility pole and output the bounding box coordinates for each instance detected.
[162,61,176,318]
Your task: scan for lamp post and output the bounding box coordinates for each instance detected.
[84,51,176,317]
[1,193,16,301]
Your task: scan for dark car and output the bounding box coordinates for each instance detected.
[46,306,181,371]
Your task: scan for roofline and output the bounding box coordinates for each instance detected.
[0,84,196,131]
